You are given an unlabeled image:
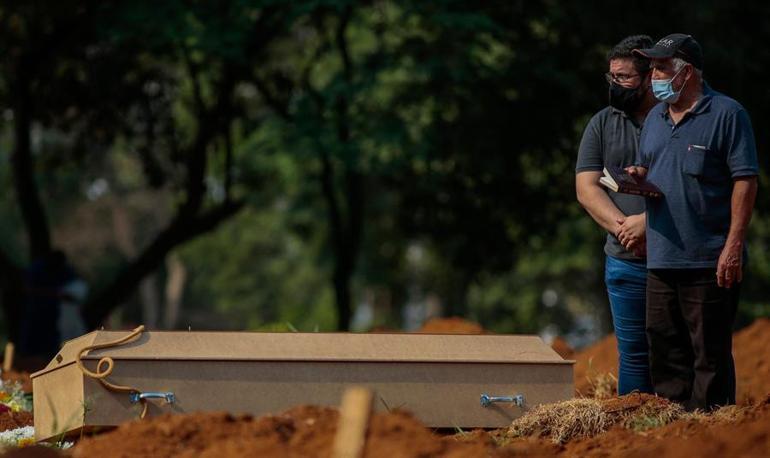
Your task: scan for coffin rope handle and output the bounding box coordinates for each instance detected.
[75,325,150,419]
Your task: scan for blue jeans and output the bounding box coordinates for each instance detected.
[605,256,653,394]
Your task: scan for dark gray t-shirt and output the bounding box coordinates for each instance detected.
[576,106,646,260]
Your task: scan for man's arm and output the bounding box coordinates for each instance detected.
[717,176,758,288]
[576,171,625,234]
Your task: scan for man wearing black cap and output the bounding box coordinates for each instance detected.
[576,35,658,395]
[626,34,759,410]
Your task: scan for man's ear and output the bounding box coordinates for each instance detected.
[683,64,694,81]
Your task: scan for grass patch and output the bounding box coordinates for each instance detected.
[508,398,607,444]
[507,393,685,444]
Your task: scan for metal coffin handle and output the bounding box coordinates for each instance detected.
[129,391,176,405]
[480,394,524,408]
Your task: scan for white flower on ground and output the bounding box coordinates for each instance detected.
[0,426,34,447]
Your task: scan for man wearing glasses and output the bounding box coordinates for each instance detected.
[627,34,758,410]
[575,35,657,395]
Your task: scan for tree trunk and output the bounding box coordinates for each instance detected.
[333,267,352,331]
[139,276,160,329]
[11,56,52,261]
[326,4,364,331]
[7,55,55,351]
[163,254,187,329]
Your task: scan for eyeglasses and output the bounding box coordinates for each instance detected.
[604,72,640,84]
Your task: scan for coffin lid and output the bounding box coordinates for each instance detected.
[32,330,572,378]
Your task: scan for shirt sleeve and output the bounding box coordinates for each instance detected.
[725,108,759,178]
[575,114,604,173]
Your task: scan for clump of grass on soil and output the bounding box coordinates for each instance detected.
[507,393,685,444]
[508,398,608,444]
[620,399,684,432]
[680,402,754,425]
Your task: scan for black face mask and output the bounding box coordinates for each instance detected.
[608,81,645,113]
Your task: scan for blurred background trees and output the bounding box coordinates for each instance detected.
[1,0,768,359]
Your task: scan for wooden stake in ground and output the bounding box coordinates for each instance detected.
[332,387,374,458]
[3,342,14,373]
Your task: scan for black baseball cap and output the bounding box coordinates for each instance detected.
[633,33,703,70]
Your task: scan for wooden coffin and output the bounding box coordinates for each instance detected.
[32,329,573,441]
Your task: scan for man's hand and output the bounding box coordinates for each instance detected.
[616,213,646,254]
[717,177,757,288]
[717,243,743,288]
[625,166,648,179]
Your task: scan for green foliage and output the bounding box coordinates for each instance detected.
[0,0,768,340]
[180,206,336,331]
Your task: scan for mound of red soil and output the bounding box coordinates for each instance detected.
[64,397,770,457]
[72,406,500,458]
[0,411,33,433]
[733,318,770,404]
[417,317,485,334]
[562,396,770,457]
[550,337,575,360]
[624,396,770,458]
[1,447,63,458]
[599,391,671,414]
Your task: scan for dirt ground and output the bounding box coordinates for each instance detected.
[62,393,770,457]
[0,411,33,433]
[72,406,499,458]
[561,395,770,457]
[571,317,770,402]
[550,336,575,360]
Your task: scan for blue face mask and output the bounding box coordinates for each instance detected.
[651,66,688,103]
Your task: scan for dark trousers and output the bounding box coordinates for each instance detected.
[646,268,739,411]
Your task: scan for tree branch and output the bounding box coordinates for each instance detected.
[253,76,292,121]
[137,95,166,188]
[181,46,208,120]
[224,127,233,203]
[319,146,345,254]
[335,5,354,83]
[334,4,362,266]
[178,49,212,218]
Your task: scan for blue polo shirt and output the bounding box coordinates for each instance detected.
[638,86,759,269]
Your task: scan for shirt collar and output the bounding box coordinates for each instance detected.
[660,82,714,119]
[610,106,628,117]
[690,83,715,115]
